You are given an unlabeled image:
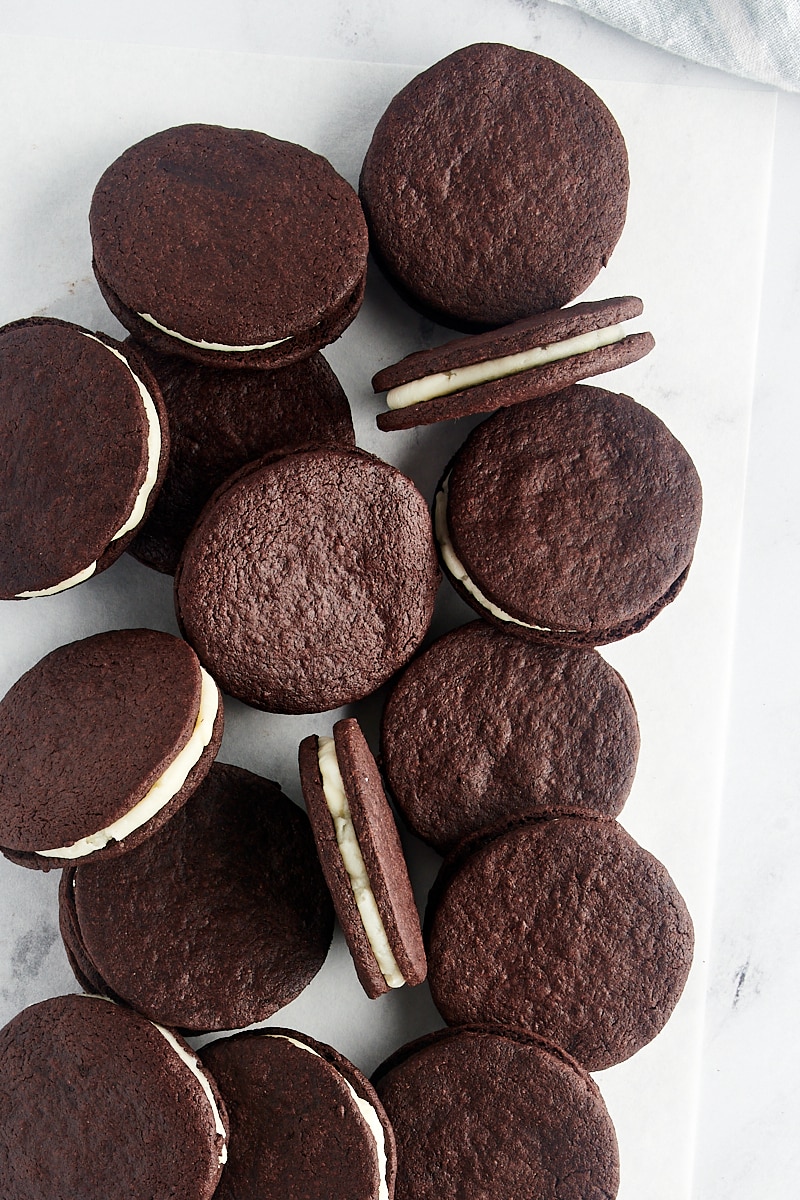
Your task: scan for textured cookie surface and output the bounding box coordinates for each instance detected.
[360,43,629,330]
[60,762,334,1032]
[0,628,222,868]
[440,385,702,644]
[175,447,439,713]
[299,718,426,998]
[0,317,167,597]
[127,344,354,573]
[0,994,227,1200]
[381,620,639,852]
[202,1028,395,1200]
[373,1025,619,1200]
[91,123,368,367]
[426,815,694,1070]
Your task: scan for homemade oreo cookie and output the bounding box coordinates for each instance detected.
[0,628,222,869]
[0,994,228,1200]
[373,1025,619,1200]
[360,43,629,330]
[425,814,694,1071]
[90,123,368,368]
[373,297,653,430]
[300,718,426,998]
[127,344,354,573]
[59,762,334,1032]
[175,447,439,713]
[381,620,640,853]
[0,317,168,599]
[435,385,702,645]
[202,1027,396,1200]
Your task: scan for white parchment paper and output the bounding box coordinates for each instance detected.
[0,34,776,1200]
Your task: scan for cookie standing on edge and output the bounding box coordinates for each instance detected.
[0,317,168,599]
[126,343,355,574]
[0,628,223,869]
[59,762,334,1033]
[425,814,694,1071]
[372,1026,619,1200]
[201,1027,396,1200]
[175,447,440,713]
[435,384,703,645]
[90,124,368,369]
[299,718,426,998]
[360,43,629,331]
[381,620,640,853]
[0,994,228,1200]
[373,296,654,430]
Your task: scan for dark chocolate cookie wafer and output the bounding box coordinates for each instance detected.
[360,44,629,331]
[175,447,439,713]
[91,124,368,368]
[435,384,702,645]
[300,718,426,998]
[425,814,694,1070]
[372,1025,619,1200]
[373,297,653,430]
[0,316,168,599]
[202,1027,396,1200]
[0,628,222,869]
[381,620,639,853]
[127,343,354,573]
[59,762,334,1032]
[0,994,228,1200]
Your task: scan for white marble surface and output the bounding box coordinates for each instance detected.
[1,2,799,1197]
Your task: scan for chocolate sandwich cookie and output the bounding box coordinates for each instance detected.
[360,43,629,331]
[90,123,368,369]
[59,762,334,1032]
[372,1025,619,1200]
[425,814,694,1070]
[299,718,426,998]
[202,1027,396,1200]
[0,628,223,869]
[435,384,703,645]
[381,620,640,853]
[126,343,354,573]
[0,316,168,599]
[175,447,439,713]
[0,994,228,1200]
[373,297,654,430]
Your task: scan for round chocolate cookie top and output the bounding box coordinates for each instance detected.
[360,43,629,330]
[175,447,440,713]
[381,621,640,853]
[0,317,168,599]
[90,123,368,368]
[59,762,334,1032]
[425,814,694,1071]
[299,718,427,998]
[437,385,703,645]
[372,1025,619,1200]
[0,628,222,869]
[126,343,354,574]
[201,1027,396,1200]
[0,994,228,1200]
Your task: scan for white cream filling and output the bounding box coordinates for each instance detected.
[386,322,629,409]
[316,737,405,990]
[83,995,227,1165]
[36,667,219,859]
[156,1024,228,1165]
[434,476,562,634]
[266,1033,388,1200]
[15,334,162,599]
[138,311,292,353]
